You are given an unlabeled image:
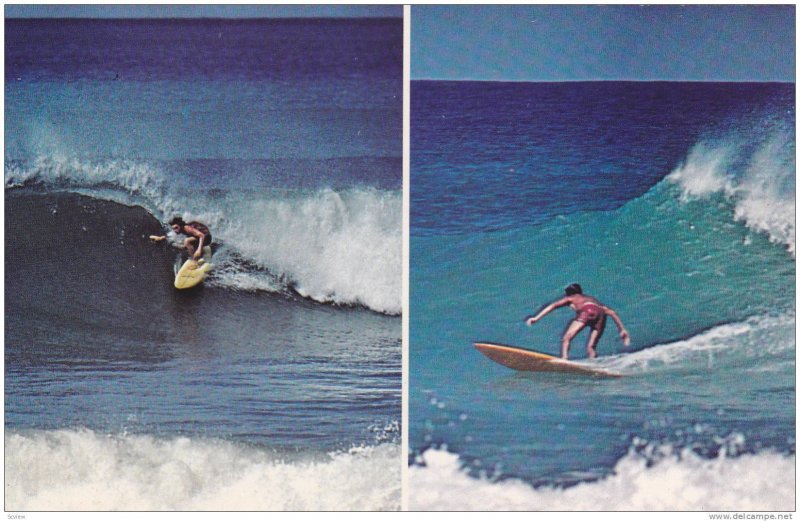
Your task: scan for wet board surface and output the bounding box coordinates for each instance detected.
[174,246,213,289]
[474,342,622,378]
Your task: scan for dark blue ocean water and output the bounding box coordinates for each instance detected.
[5,18,402,510]
[409,81,795,510]
[6,18,402,82]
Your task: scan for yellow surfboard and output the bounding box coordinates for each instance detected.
[174,247,213,289]
[474,342,621,378]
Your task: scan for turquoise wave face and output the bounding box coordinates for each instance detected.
[412,180,794,357]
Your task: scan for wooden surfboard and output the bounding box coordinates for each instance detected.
[474,342,621,378]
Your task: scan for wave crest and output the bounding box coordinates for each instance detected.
[667,131,795,255]
[5,156,401,314]
[215,187,402,314]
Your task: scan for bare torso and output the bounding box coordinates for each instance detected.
[566,294,601,313]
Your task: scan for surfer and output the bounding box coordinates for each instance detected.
[525,283,630,359]
[150,216,213,260]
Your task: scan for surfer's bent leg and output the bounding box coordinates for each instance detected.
[586,315,607,359]
[561,320,586,359]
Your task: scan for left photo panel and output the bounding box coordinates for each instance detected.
[5,5,403,511]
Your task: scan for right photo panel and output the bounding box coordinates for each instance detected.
[408,5,795,512]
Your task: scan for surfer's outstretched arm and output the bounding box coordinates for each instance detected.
[603,306,630,346]
[526,297,570,326]
[149,235,167,242]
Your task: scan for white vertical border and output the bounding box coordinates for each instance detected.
[401,3,411,514]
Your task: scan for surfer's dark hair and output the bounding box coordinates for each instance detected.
[169,216,186,227]
[565,283,583,295]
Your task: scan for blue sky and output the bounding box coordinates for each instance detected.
[4,4,402,19]
[412,5,795,82]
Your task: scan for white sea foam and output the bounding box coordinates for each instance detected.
[5,429,400,511]
[733,134,796,254]
[5,157,402,314]
[212,187,402,315]
[667,133,795,255]
[599,312,795,375]
[667,142,735,199]
[409,446,795,511]
[5,155,169,205]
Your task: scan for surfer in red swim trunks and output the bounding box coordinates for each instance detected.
[525,283,630,359]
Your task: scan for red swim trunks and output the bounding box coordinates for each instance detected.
[576,303,605,328]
